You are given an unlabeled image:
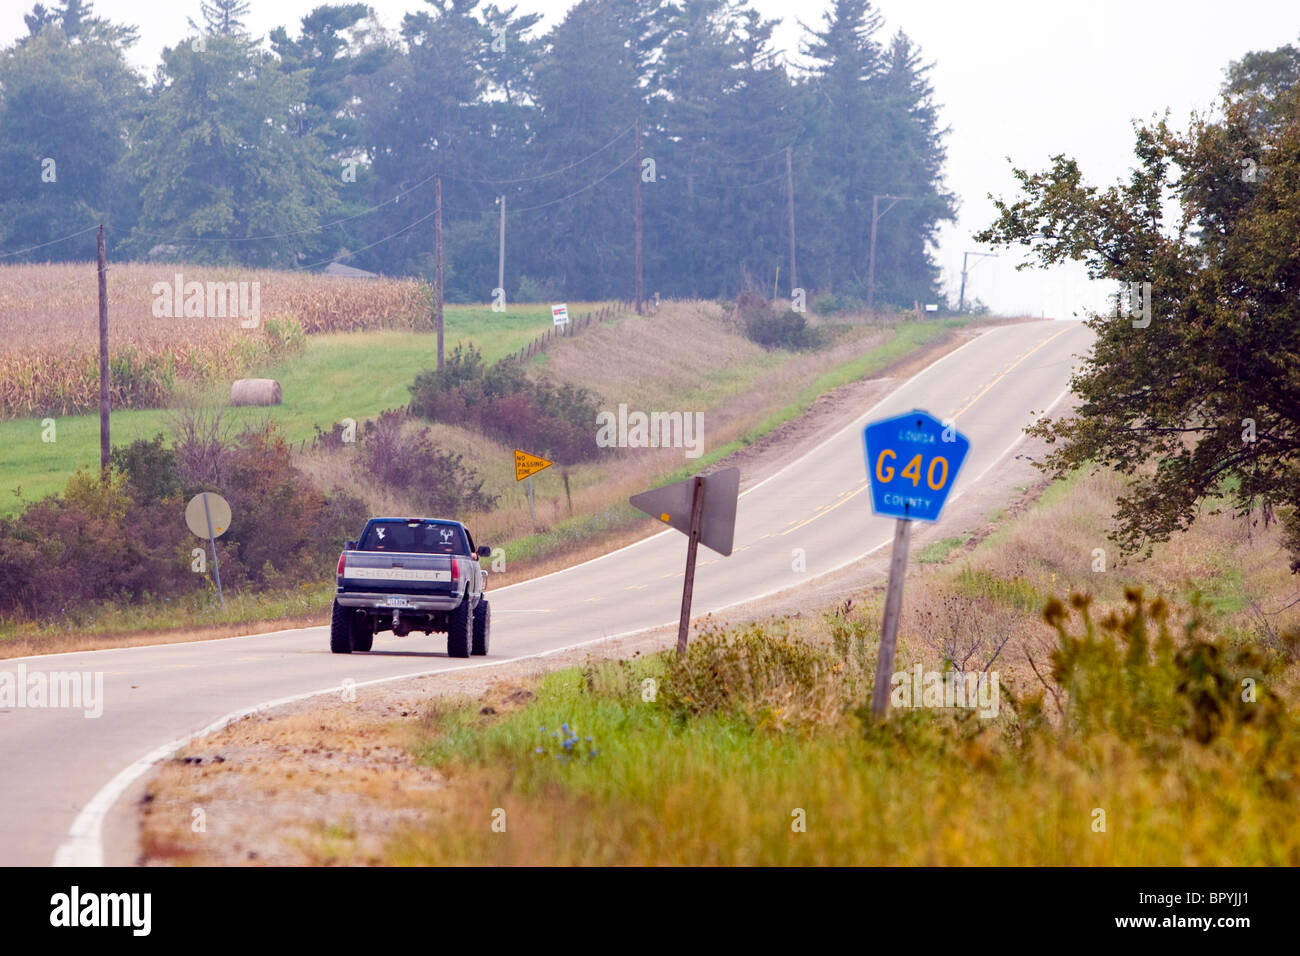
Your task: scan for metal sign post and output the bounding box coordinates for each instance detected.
[185,492,232,611]
[862,410,971,719]
[514,449,553,532]
[630,467,739,656]
[201,493,225,610]
[675,477,706,656]
[870,518,912,719]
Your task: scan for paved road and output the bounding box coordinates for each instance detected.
[0,319,1092,866]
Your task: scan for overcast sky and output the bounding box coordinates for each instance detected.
[3,0,1298,315]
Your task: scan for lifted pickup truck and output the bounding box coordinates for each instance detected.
[332,517,491,657]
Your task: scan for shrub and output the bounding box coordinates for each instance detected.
[745,308,813,350]
[515,274,562,303]
[168,404,233,491]
[111,434,182,503]
[408,344,605,463]
[0,421,367,620]
[735,291,814,349]
[1039,588,1282,748]
[357,409,498,515]
[661,621,836,729]
[812,293,841,315]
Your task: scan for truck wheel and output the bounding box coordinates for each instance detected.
[352,617,374,653]
[330,600,353,654]
[447,593,472,658]
[472,599,490,656]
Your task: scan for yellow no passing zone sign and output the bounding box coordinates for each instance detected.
[514,449,553,481]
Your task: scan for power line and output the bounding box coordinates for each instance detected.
[120,169,444,245]
[446,124,635,185]
[509,151,638,214]
[293,204,442,272]
[0,224,101,260]
[687,143,793,168]
[688,170,788,191]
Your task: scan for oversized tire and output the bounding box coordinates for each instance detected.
[351,618,374,653]
[472,599,490,656]
[446,592,472,658]
[330,599,353,654]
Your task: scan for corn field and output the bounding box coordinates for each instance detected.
[0,262,431,418]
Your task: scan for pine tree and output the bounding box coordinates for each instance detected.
[190,0,252,38]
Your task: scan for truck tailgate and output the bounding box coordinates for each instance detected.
[340,551,455,594]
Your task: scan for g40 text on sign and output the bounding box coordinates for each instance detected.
[863,409,970,523]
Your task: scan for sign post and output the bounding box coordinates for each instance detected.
[630,467,739,655]
[185,492,232,610]
[514,449,553,531]
[862,410,971,719]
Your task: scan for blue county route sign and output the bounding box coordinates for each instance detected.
[863,409,971,523]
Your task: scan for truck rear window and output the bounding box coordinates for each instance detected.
[358,521,468,555]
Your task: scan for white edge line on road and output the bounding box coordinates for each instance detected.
[53,321,1077,868]
[52,622,679,867]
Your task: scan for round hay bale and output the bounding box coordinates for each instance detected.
[230,378,282,406]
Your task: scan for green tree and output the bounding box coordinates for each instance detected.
[270,4,393,263]
[123,32,339,266]
[653,0,797,298]
[0,11,143,259]
[798,3,952,304]
[357,0,496,283]
[975,76,1300,571]
[190,0,252,37]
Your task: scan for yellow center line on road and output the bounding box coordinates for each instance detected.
[774,324,1080,538]
[780,481,867,535]
[949,324,1077,423]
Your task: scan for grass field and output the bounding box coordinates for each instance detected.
[0,301,613,510]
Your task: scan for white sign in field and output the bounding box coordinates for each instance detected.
[551,303,569,326]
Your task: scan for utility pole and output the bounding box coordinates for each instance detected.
[97,224,109,478]
[785,146,797,296]
[867,194,911,312]
[497,193,506,303]
[958,250,998,312]
[435,175,444,371]
[634,118,644,315]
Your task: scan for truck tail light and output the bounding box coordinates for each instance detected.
[450,558,460,584]
[337,551,346,577]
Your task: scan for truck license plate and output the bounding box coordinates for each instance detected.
[384,597,410,608]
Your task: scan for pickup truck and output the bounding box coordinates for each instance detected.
[332,517,491,657]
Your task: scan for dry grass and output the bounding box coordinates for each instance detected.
[0,262,428,417]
